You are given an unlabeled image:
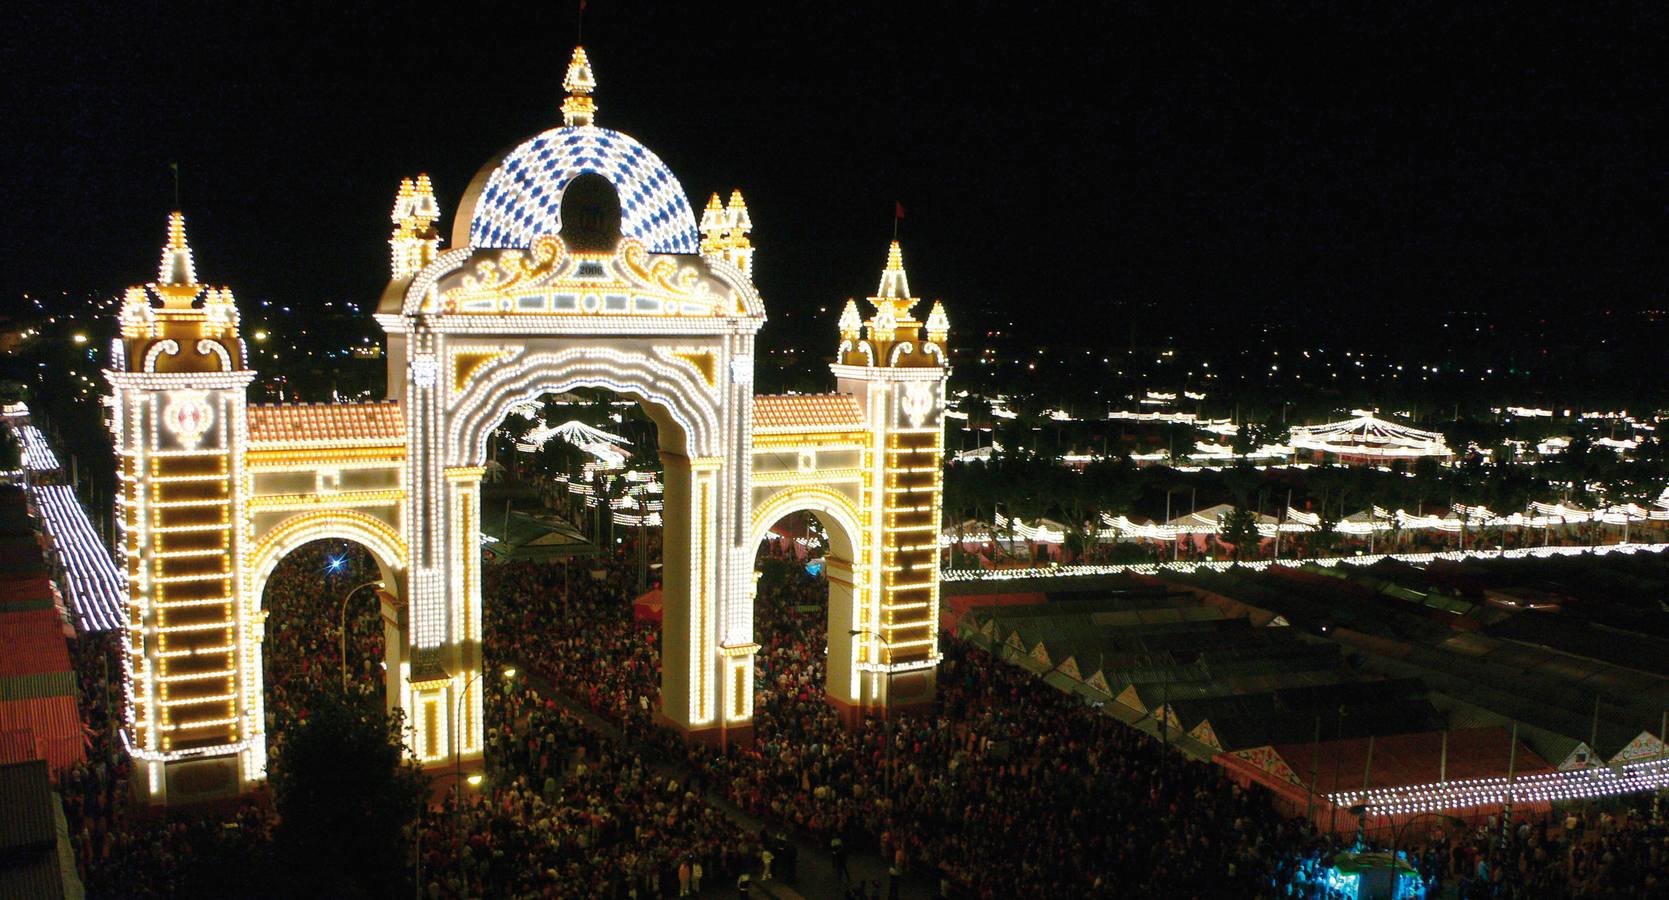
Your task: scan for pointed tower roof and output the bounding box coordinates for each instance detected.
[838,299,863,336]
[153,212,204,307]
[561,46,598,127]
[876,240,912,302]
[700,193,726,236]
[156,212,198,287]
[926,299,950,340]
[391,177,416,223]
[726,189,752,233]
[411,173,440,220]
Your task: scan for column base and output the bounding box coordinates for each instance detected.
[654,711,754,750]
[828,666,938,728]
[132,755,244,808]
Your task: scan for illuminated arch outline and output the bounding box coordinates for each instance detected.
[448,347,721,465]
[245,509,408,595]
[747,484,864,557]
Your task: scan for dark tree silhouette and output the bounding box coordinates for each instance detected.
[267,689,428,899]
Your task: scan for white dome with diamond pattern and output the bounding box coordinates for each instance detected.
[464,126,699,254]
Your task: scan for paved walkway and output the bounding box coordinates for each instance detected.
[511,661,939,899]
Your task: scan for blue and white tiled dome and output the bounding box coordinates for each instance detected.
[466,127,700,254]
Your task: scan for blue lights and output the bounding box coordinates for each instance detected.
[468,127,699,254]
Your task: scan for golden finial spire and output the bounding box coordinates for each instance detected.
[700,193,726,246]
[391,177,415,223]
[412,173,439,220]
[726,190,752,234]
[157,211,198,287]
[562,46,597,127]
[876,240,912,301]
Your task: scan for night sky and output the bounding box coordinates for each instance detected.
[3,3,1664,344]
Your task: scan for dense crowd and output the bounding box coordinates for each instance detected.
[262,542,388,740]
[414,675,758,898]
[485,537,1669,899]
[46,523,1669,898]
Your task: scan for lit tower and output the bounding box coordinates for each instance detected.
[389,174,441,279]
[106,212,255,804]
[699,189,754,277]
[832,241,949,713]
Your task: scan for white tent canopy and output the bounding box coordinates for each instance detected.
[1289,411,1449,458]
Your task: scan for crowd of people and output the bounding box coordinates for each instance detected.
[483,533,1669,899]
[413,673,759,898]
[261,542,388,738]
[41,520,1669,898]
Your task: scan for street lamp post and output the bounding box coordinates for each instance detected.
[452,666,515,894]
[338,580,383,694]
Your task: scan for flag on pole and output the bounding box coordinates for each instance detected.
[894,201,906,219]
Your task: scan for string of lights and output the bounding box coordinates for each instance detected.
[15,423,60,471]
[28,483,124,631]
[1329,755,1669,817]
[941,541,1669,582]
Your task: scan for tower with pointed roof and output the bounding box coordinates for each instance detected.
[389,174,442,279]
[107,212,257,804]
[561,46,597,127]
[699,189,755,277]
[828,240,951,716]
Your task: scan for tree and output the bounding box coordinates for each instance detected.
[0,430,19,471]
[267,689,428,899]
[1218,506,1262,564]
[1308,506,1343,556]
[1232,420,1282,459]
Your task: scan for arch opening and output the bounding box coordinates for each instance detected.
[749,507,865,723]
[253,537,406,777]
[469,386,702,732]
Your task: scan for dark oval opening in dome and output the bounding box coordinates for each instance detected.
[558,172,622,252]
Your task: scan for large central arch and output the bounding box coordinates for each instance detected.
[380,171,769,765]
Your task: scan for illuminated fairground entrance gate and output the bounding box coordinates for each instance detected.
[108,47,950,804]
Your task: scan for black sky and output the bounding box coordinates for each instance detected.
[3,2,1664,342]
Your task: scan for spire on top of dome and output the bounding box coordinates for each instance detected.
[157,211,198,288]
[876,240,912,302]
[562,46,598,127]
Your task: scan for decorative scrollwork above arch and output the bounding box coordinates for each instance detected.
[142,339,180,373]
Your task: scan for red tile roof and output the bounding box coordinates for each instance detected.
[247,402,405,447]
[752,394,865,433]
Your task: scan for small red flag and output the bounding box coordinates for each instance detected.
[895,201,906,220]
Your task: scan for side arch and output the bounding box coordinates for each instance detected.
[246,509,409,594]
[746,484,870,714]
[239,508,410,783]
